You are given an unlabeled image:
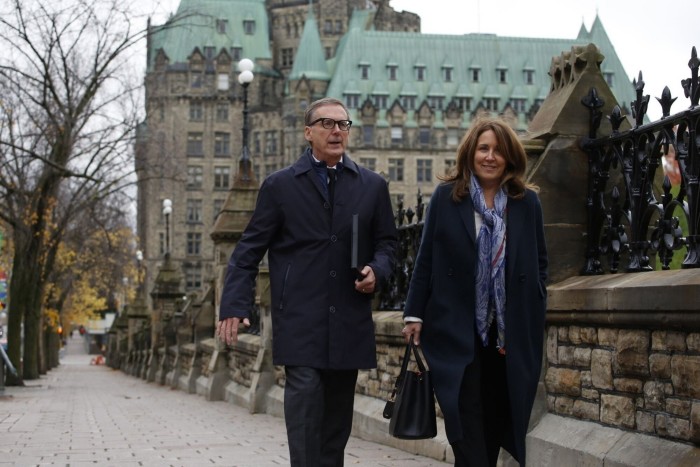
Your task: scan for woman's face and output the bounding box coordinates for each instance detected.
[473,129,506,188]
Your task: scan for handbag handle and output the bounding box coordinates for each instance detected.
[388,335,427,402]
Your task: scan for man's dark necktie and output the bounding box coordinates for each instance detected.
[327,167,336,208]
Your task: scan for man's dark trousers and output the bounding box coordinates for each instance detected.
[284,366,358,466]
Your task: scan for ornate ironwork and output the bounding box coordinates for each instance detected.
[377,191,425,310]
[581,46,700,274]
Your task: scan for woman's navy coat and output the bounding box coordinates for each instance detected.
[220,149,397,370]
[403,182,548,463]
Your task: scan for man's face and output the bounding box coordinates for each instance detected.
[304,104,350,164]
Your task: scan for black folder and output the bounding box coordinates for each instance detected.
[351,213,365,279]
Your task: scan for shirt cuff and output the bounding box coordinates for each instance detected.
[403,316,423,324]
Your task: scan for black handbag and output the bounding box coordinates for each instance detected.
[383,336,437,439]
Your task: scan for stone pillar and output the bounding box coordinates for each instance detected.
[148,255,184,382]
[126,289,149,375]
[524,43,633,284]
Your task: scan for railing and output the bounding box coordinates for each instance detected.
[581,46,700,274]
[378,191,425,310]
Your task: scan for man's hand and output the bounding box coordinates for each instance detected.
[354,265,376,294]
[216,317,251,346]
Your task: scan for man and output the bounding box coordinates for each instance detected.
[217,97,397,466]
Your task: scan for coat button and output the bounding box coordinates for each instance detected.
[330,270,337,277]
[330,235,338,242]
[324,202,331,209]
[519,274,526,282]
[329,306,336,313]
[447,268,454,276]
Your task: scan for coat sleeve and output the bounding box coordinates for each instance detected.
[219,177,283,320]
[367,177,398,285]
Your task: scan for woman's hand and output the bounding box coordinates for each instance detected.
[401,322,422,345]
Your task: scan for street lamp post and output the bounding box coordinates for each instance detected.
[135,249,144,293]
[162,199,172,259]
[237,58,254,181]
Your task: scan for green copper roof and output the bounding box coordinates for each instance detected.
[324,13,636,114]
[148,0,271,71]
[288,6,330,81]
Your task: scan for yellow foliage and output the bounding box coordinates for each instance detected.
[48,226,137,325]
[44,308,60,329]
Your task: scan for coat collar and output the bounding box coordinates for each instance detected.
[292,147,359,177]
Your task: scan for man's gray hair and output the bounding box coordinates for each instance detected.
[304,97,349,126]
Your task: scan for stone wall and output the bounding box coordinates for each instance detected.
[546,269,700,448]
[546,325,700,444]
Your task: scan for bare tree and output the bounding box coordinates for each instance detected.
[0,0,152,381]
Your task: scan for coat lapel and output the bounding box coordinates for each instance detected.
[458,195,477,246]
[505,197,524,283]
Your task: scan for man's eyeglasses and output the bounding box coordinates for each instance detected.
[308,117,352,131]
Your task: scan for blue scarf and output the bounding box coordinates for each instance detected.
[470,174,507,351]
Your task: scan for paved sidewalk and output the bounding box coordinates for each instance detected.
[0,337,449,466]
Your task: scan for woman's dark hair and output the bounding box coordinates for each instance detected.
[440,117,537,201]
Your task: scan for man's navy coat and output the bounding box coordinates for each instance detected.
[403,182,548,463]
[220,148,397,370]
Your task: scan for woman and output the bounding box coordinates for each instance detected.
[402,118,548,466]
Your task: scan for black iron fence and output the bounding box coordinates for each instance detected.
[377,191,425,310]
[581,46,700,274]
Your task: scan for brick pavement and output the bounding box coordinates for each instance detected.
[0,337,449,466]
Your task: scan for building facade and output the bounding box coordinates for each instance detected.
[136,0,636,293]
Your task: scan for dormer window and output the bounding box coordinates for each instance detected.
[497,68,508,84]
[344,93,360,109]
[511,99,527,112]
[359,63,370,80]
[442,66,453,82]
[523,69,534,85]
[243,20,256,35]
[456,97,471,112]
[401,95,416,110]
[216,19,228,34]
[415,65,426,81]
[203,47,215,60]
[428,96,444,110]
[471,67,481,83]
[387,65,398,81]
[230,47,242,61]
[373,94,388,109]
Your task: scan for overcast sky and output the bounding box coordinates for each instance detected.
[150,0,699,121]
[392,0,699,121]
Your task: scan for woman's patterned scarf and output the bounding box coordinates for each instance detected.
[470,173,507,351]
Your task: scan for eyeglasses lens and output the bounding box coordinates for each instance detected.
[321,118,351,131]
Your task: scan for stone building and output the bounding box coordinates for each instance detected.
[135,0,636,294]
